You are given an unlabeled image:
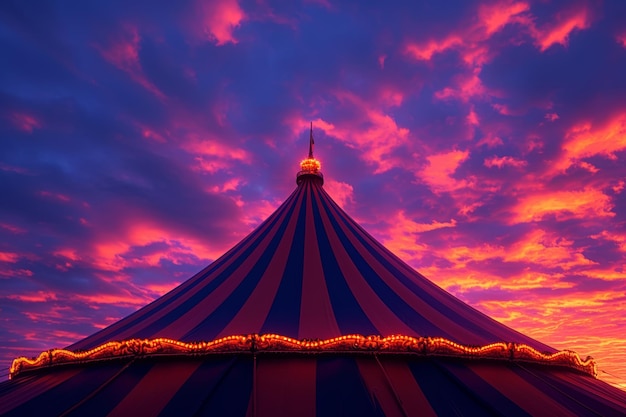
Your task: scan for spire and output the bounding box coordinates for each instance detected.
[297,123,323,185]
[308,122,314,158]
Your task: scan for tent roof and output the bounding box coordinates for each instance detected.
[3,151,626,416]
[68,174,550,352]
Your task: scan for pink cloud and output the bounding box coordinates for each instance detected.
[90,223,225,273]
[183,138,251,174]
[617,32,626,48]
[545,112,560,121]
[531,8,590,52]
[477,1,530,36]
[6,291,58,303]
[0,252,19,263]
[7,112,41,133]
[484,155,527,168]
[286,92,410,173]
[405,35,463,61]
[39,191,71,202]
[194,0,245,45]
[324,180,354,209]
[0,223,26,234]
[434,69,486,102]
[97,25,165,98]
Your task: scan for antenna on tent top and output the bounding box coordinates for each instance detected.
[309,122,314,159]
[297,122,323,185]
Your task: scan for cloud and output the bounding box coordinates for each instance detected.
[193,0,245,45]
[96,24,165,98]
[553,113,626,173]
[530,8,591,52]
[324,179,354,209]
[511,188,614,223]
[484,155,527,168]
[6,112,41,133]
[417,149,470,193]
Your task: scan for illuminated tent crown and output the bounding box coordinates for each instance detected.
[297,122,323,185]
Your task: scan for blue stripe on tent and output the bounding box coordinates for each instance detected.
[311,188,378,336]
[318,194,450,338]
[181,193,301,341]
[2,363,129,417]
[407,359,497,416]
[159,358,241,417]
[322,191,511,344]
[511,364,611,417]
[194,356,253,417]
[260,182,308,336]
[316,356,384,417]
[65,361,155,417]
[535,370,626,417]
[439,361,532,417]
[78,189,300,349]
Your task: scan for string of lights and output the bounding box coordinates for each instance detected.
[10,334,597,379]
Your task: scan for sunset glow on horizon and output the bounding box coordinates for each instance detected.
[1,0,625,389]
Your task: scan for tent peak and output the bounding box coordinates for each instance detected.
[297,123,324,185]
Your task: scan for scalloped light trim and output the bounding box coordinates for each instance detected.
[10,334,597,379]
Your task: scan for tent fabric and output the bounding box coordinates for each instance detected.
[4,173,626,416]
[2,356,626,417]
[70,177,550,352]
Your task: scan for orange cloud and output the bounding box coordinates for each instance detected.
[504,229,595,270]
[592,230,626,252]
[511,188,614,223]
[554,113,626,172]
[484,155,527,168]
[196,0,245,45]
[417,149,470,193]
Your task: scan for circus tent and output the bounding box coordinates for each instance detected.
[2,130,626,416]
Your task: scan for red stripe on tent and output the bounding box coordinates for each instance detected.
[155,190,298,339]
[72,190,300,350]
[299,183,340,339]
[471,364,578,416]
[324,193,489,344]
[551,371,626,410]
[379,359,438,417]
[218,186,305,336]
[106,361,201,417]
[313,187,414,335]
[322,188,549,349]
[355,357,408,417]
[255,357,316,417]
[0,369,81,414]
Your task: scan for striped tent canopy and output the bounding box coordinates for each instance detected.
[2,141,626,416]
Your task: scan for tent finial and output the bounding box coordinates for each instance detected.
[308,122,314,159]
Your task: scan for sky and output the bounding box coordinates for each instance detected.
[1,0,625,388]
